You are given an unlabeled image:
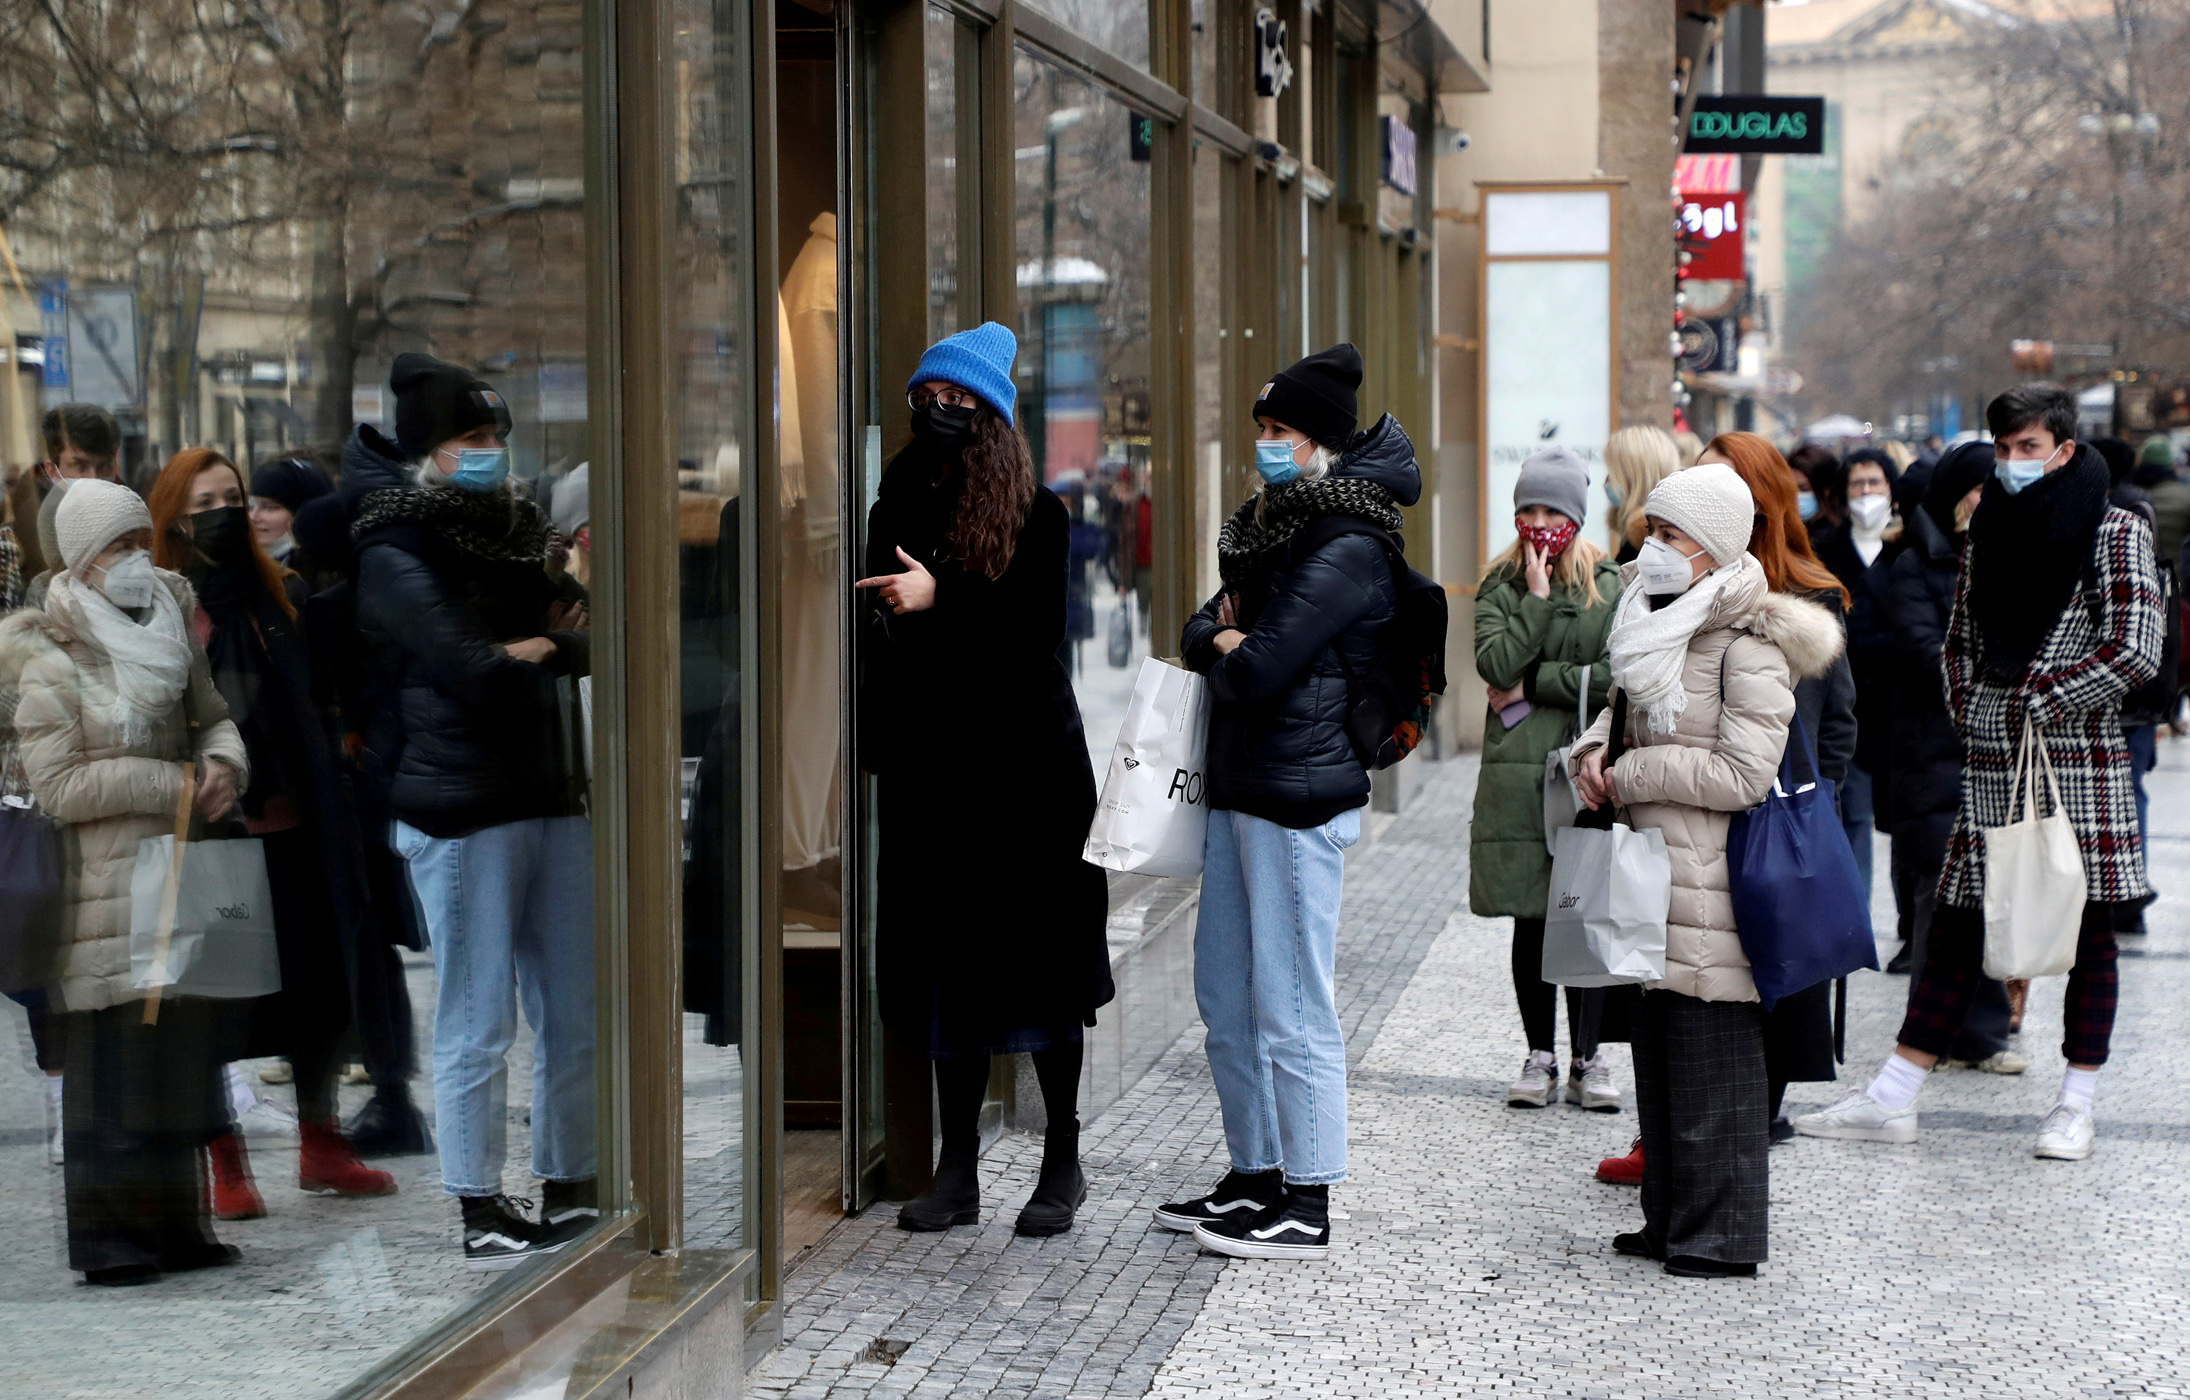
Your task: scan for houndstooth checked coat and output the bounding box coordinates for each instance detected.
[1937,507,2165,909]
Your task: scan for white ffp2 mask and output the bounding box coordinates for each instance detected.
[1636,535,1707,596]
[94,550,158,609]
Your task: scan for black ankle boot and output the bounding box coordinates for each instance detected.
[343,1087,433,1158]
[1014,1121,1087,1238]
[898,1148,981,1231]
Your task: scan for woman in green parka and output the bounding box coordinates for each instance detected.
[1469,447,1623,1113]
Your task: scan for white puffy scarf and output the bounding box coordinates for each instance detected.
[1606,552,1765,736]
[45,571,193,749]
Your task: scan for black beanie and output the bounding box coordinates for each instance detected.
[391,351,513,459]
[249,456,334,513]
[1252,343,1362,449]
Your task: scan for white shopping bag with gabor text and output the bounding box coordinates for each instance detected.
[1083,657,1210,877]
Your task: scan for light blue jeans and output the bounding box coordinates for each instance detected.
[1194,805,1359,1185]
[395,815,597,1197]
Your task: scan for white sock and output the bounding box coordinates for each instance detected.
[2059,1066,2100,1111]
[225,1062,258,1121]
[1867,1053,1930,1112]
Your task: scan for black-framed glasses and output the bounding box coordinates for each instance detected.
[907,385,979,412]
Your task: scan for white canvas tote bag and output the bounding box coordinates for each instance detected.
[1981,724,2087,981]
[1083,657,1211,877]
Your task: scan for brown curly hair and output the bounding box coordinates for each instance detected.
[949,408,1038,579]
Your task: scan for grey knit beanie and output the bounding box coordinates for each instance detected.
[1643,462,1754,568]
[1513,446,1590,527]
[54,478,152,573]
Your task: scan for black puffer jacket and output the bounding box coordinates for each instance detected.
[1883,502,1964,863]
[346,426,589,838]
[1182,414,1418,829]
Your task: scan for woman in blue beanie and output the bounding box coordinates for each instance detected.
[855,322,1113,1238]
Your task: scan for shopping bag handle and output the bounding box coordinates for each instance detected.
[141,760,196,1027]
[1574,688,1630,831]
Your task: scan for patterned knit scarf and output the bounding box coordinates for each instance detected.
[350,484,548,566]
[1217,477,1402,590]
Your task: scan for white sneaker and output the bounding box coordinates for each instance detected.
[1507,1051,1558,1108]
[1565,1055,1621,1112]
[1947,1050,2028,1074]
[2034,1102,2096,1160]
[235,1096,300,1140]
[1792,1091,1919,1144]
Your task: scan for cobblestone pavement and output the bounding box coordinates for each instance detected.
[760,738,2190,1399]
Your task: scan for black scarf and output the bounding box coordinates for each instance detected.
[191,556,309,818]
[1965,442,2110,678]
[351,483,548,566]
[1216,475,1402,591]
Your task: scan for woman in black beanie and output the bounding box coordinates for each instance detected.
[1159,343,1419,1261]
[250,454,338,590]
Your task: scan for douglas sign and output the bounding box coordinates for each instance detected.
[1684,96,1826,156]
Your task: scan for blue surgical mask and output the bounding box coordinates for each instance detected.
[1605,485,1623,509]
[1795,489,1819,522]
[445,446,511,493]
[1996,458,2048,494]
[1254,438,1302,486]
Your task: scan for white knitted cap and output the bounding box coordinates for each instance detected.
[54,478,153,574]
[1642,462,1755,568]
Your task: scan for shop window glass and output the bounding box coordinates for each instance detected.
[1013,50,1154,773]
[1023,0,1151,73]
[1192,140,1228,607]
[926,4,960,344]
[673,0,752,1256]
[0,0,603,1391]
[1191,0,1214,111]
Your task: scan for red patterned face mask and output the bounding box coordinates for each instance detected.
[1515,516,1578,558]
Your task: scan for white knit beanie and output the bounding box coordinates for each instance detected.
[55,478,153,574]
[1642,462,1755,568]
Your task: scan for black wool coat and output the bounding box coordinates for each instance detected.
[1882,506,1965,871]
[858,443,1113,1043]
[1811,522,1903,787]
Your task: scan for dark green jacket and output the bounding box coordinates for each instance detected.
[1467,558,1621,917]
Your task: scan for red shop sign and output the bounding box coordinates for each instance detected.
[1678,191,1745,281]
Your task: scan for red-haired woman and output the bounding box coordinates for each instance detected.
[148,449,394,1215]
[1701,434,1862,1136]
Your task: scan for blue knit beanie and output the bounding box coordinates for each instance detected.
[906,321,1019,427]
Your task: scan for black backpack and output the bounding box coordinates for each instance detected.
[1285,515,1449,770]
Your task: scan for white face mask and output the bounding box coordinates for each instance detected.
[1636,535,1708,596]
[93,549,158,610]
[1848,493,1892,532]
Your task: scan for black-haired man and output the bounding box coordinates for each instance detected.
[1799,383,2165,1162]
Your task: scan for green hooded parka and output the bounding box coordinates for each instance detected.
[1467,556,1622,917]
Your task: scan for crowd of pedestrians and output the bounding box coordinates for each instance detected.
[1049,350,2165,1276]
[0,354,599,1284]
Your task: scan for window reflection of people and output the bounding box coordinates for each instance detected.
[856,323,1113,1238]
[348,353,596,1269]
[2,480,251,1285]
[247,454,338,591]
[15,404,125,607]
[147,449,397,1218]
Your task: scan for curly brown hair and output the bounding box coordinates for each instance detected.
[949,408,1038,579]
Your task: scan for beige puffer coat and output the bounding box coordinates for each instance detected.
[0,572,248,1012]
[1574,567,1843,1002]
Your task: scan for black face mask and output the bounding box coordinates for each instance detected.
[190,505,252,567]
[911,401,978,450]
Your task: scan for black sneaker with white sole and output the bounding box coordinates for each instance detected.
[1152,1168,1282,1233]
[541,1177,600,1238]
[1192,1187,1330,1260]
[461,1195,566,1271]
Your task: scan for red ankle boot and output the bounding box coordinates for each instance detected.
[300,1119,398,1197]
[208,1132,267,1219]
[1596,1138,1644,1185]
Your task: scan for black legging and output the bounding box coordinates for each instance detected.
[933,1041,1082,1157]
[1511,917,1603,1060]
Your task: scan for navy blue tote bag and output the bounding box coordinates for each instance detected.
[1725,710,1876,1009]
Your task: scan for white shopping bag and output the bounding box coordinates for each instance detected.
[1982,725,2086,980]
[130,834,281,1000]
[1541,820,1671,987]
[1083,657,1211,877]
